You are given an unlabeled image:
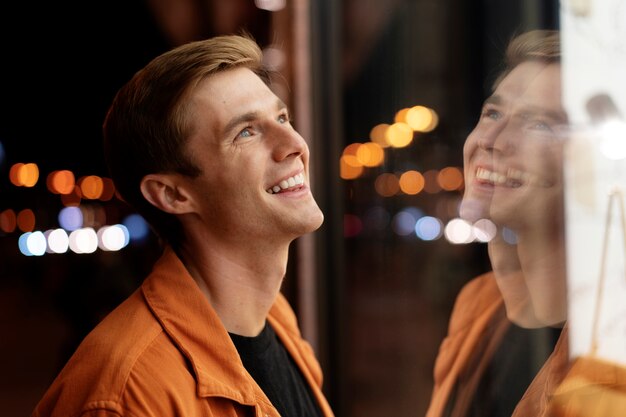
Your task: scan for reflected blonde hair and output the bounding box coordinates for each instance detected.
[492,29,561,90]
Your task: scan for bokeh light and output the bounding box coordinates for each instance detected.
[392,210,418,236]
[369,124,390,148]
[26,231,47,256]
[415,216,443,241]
[69,228,98,254]
[98,225,130,251]
[502,227,518,244]
[0,209,17,233]
[59,206,83,231]
[356,142,384,167]
[255,0,286,11]
[47,170,76,195]
[17,209,35,232]
[385,122,413,148]
[344,214,363,238]
[399,170,425,195]
[444,218,474,244]
[438,167,464,191]
[374,173,400,197]
[123,214,151,242]
[80,176,104,199]
[473,219,497,242]
[340,155,364,180]
[46,229,70,254]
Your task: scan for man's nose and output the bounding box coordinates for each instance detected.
[479,120,517,154]
[271,124,308,161]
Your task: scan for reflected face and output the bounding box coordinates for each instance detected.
[460,62,567,228]
[181,67,324,244]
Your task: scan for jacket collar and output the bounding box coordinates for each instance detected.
[140,246,262,404]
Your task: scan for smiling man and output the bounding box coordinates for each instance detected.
[32,35,333,417]
[427,30,570,417]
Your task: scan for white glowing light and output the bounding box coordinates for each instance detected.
[26,231,47,256]
[473,219,497,242]
[444,218,474,244]
[69,228,98,254]
[600,120,626,160]
[98,225,129,251]
[47,229,69,253]
[18,232,32,256]
[415,216,442,241]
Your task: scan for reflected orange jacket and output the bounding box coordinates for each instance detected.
[425,272,569,417]
[32,246,334,417]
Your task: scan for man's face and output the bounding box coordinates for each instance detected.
[181,67,324,245]
[460,61,567,229]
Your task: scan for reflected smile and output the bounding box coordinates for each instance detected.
[475,167,551,188]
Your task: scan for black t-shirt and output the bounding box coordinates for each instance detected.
[230,322,324,417]
[444,315,562,417]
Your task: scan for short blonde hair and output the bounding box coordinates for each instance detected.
[492,29,560,90]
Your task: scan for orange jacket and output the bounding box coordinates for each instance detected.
[32,246,334,417]
[426,272,569,417]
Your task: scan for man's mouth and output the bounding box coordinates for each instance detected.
[475,167,551,188]
[266,173,305,194]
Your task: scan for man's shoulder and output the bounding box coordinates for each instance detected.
[32,287,175,416]
[447,271,502,331]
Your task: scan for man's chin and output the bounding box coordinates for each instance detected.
[459,197,489,222]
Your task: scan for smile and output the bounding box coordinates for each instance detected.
[475,167,551,188]
[266,173,305,194]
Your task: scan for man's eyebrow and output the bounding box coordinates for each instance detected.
[483,95,568,122]
[483,95,502,107]
[222,98,289,137]
[516,105,568,123]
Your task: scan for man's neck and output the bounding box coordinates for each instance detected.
[175,234,291,337]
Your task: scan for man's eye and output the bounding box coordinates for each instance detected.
[482,109,501,121]
[278,114,289,124]
[238,128,252,138]
[529,120,552,132]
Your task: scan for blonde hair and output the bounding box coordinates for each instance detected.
[492,29,560,90]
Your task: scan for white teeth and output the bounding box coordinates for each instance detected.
[476,167,549,188]
[266,173,305,194]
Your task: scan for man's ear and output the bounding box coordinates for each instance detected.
[140,173,194,214]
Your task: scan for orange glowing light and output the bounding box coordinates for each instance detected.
[356,142,384,167]
[369,124,390,148]
[343,142,362,157]
[17,209,35,232]
[438,167,464,191]
[374,173,400,197]
[406,106,434,132]
[18,163,39,187]
[48,170,76,194]
[385,123,413,148]
[399,170,425,195]
[340,155,364,179]
[80,176,104,199]
[0,209,17,233]
[9,163,24,186]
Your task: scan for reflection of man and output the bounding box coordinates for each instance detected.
[32,35,334,417]
[427,30,570,417]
